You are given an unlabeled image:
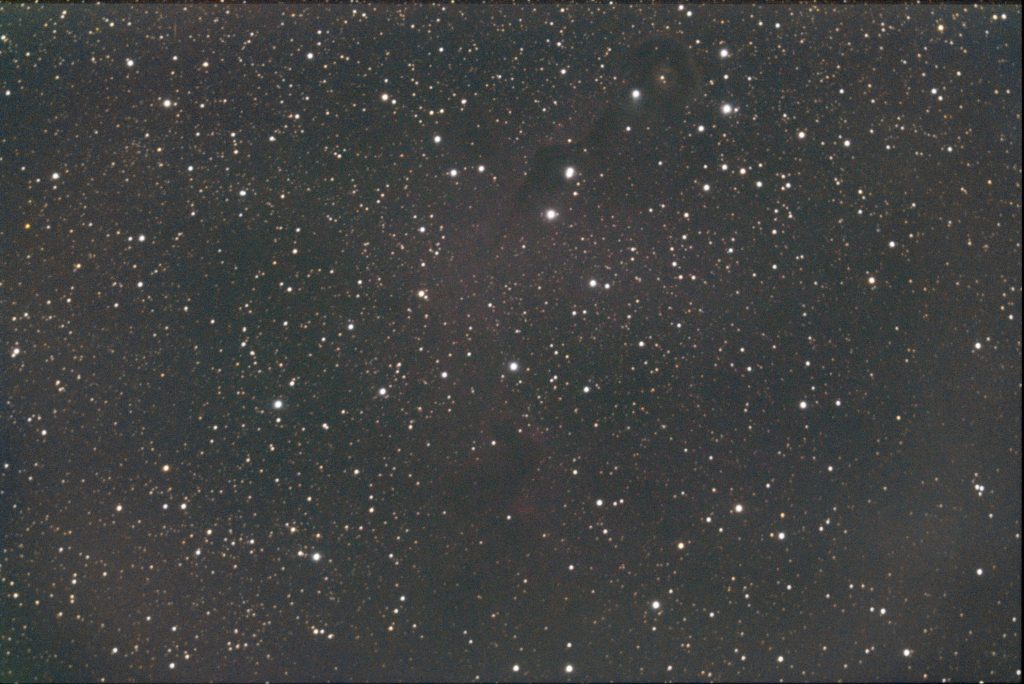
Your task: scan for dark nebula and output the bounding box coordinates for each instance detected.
[516,35,701,217]
[1,5,1020,683]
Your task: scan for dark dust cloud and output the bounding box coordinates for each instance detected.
[1,4,1021,683]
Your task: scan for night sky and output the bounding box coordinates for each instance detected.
[1,4,1021,682]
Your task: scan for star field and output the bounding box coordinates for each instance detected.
[1,4,1021,682]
